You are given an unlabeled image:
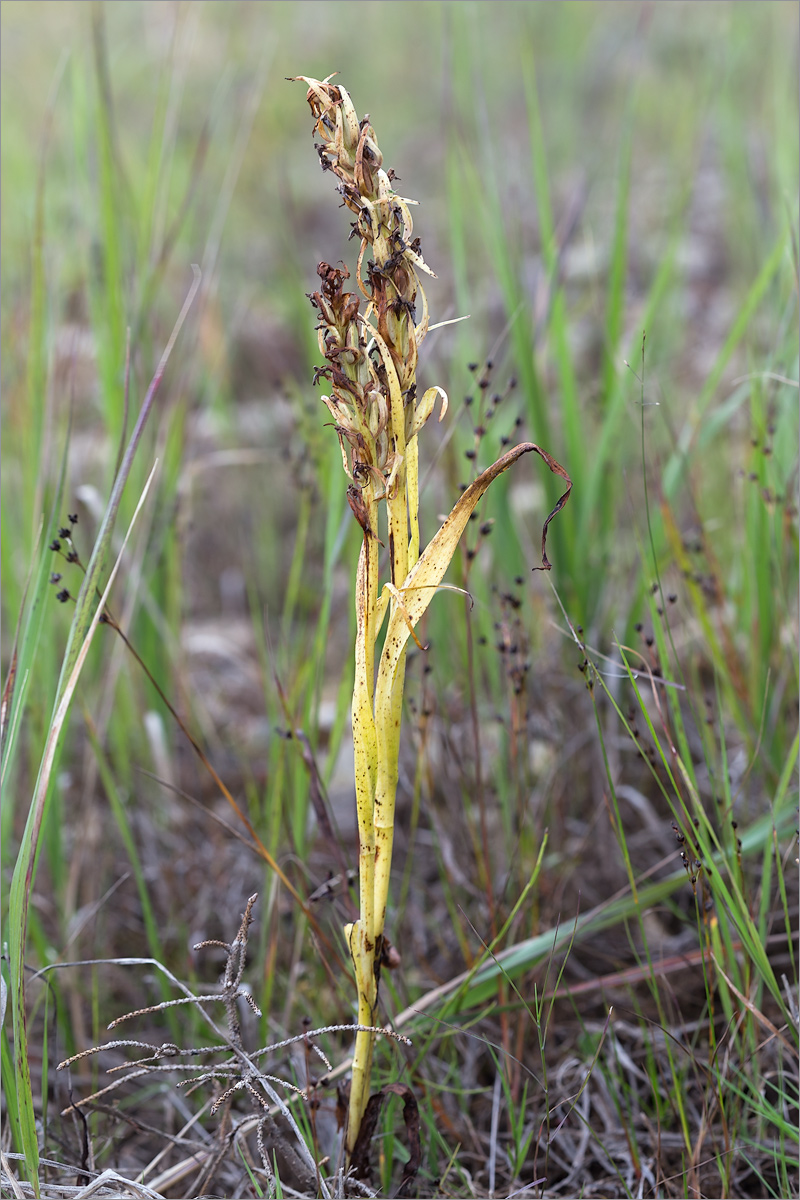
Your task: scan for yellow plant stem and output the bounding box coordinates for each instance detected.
[297,78,570,1171]
[346,930,377,1158]
[407,433,421,569]
[347,329,415,1153]
[375,350,409,921]
[373,647,405,941]
[347,357,431,1154]
[346,484,380,1156]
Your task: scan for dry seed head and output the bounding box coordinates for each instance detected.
[297,75,443,504]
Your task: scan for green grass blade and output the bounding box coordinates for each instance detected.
[7,274,195,1190]
[662,228,790,498]
[1,1026,23,1158]
[89,3,127,443]
[0,435,67,797]
[399,794,796,1022]
[8,463,158,1191]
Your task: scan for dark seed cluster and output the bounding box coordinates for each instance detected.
[49,512,82,604]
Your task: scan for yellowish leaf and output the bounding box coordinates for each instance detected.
[375,441,572,705]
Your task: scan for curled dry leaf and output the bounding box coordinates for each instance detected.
[375,441,572,704]
[349,1082,421,1191]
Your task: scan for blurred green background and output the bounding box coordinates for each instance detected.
[1,3,797,1194]
[3,0,796,777]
